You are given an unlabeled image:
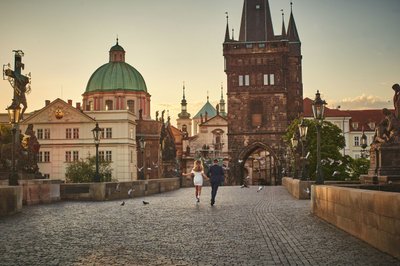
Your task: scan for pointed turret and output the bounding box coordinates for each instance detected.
[239,0,274,42]
[224,12,231,42]
[219,84,227,117]
[281,10,287,39]
[178,82,190,119]
[287,3,300,42]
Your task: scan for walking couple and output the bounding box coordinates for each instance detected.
[183,159,225,206]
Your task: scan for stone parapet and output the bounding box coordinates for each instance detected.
[19,179,62,205]
[0,186,23,217]
[61,178,180,201]
[282,177,313,199]
[311,185,400,259]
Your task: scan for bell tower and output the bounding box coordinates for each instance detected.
[223,0,303,183]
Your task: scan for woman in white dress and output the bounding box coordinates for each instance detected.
[183,160,207,203]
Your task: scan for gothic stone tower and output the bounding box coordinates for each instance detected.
[223,0,303,183]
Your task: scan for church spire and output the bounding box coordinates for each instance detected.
[224,12,230,42]
[219,83,227,117]
[287,2,300,42]
[178,82,190,119]
[239,0,275,42]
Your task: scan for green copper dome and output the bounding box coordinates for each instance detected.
[85,62,147,93]
[85,41,147,93]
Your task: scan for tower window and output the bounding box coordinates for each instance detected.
[239,75,244,86]
[105,100,113,111]
[255,4,261,9]
[244,75,250,86]
[127,100,135,112]
[263,74,275,85]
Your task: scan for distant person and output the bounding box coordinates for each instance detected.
[183,160,207,203]
[392,83,400,119]
[207,159,225,206]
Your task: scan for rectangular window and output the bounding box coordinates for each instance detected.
[65,151,72,162]
[44,128,50,139]
[244,75,250,86]
[270,74,275,85]
[66,128,72,139]
[43,174,50,179]
[38,152,43,163]
[73,128,79,139]
[73,151,79,162]
[238,75,244,86]
[106,151,112,162]
[354,136,360,146]
[44,151,50,162]
[37,129,43,140]
[99,151,105,161]
[105,128,112,139]
[263,74,269,85]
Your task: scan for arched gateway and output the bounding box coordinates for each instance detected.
[228,142,282,186]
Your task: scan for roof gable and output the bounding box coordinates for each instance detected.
[22,98,95,124]
[201,115,228,126]
[193,101,217,119]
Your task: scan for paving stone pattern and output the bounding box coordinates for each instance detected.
[0,186,399,266]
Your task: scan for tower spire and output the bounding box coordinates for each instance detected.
[219,83,227,117]
[287,1,300,42]
[281,9,287,38]
[239,0,275,42]
[178,81,190,119]
[224,12,230,42]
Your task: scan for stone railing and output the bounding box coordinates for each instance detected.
[0,186,23,217]
[19,179,62,205]
[311,185,400,259]
[282,177,313,199]
[61,178,180,201]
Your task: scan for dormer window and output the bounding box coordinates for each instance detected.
[368,122,375,129]
[352,122,359,129]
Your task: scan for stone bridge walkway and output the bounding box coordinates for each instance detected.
[0,186,399,265]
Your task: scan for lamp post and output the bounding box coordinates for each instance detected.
[298,119,308,180]
[92,122,101,182]
[360,129,368,158]
[139,138,146,180]
[312,90,327,184]
[291,134,299,178]
[7,103,21,186]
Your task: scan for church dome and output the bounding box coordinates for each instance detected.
[85,40,147,93]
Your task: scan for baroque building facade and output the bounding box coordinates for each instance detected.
[224,0,303,184]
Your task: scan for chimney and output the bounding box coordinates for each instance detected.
[76,102,81,110]
[68,99,73,105]
[45,100,50,106]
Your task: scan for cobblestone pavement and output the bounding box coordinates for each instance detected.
[1,186,399,266]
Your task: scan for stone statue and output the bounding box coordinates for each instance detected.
[155,111,159,121]
[383,108,400,143]
[161,110,165,123]
[393,83,400,119]
[22,124,40,173]
[4,50,30,120]
[373,119,389,144]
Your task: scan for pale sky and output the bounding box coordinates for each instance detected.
[0,0,399,124]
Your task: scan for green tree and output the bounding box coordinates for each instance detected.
[65,156,113,183]
[348,157,369,179]
[283,118,352,181]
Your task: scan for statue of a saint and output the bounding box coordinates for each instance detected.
[392,83,400,119]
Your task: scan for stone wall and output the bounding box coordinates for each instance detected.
[0,186,23,217]
[282,177,313,199]
[61,178,180,201]
[311,185,400,259]
[19,179,62,205]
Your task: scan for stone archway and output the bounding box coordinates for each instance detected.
[230,142,281,186]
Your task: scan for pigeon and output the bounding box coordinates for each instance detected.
[136,166,144,172]
[143,201,149,205]
[128,188,134,198]
[257,186,264,192]
[304,187,310,194]
[332,171,340,177]
[328,158,335,165]
[147,167,152,171]
[152,161,159,168]
[238,159,243,163]
[337,160,343,166]
[240,184,249,188]
[115,183,121,192]
[305,152,310,159]
[388,181,393,185]
[121,201,125,206]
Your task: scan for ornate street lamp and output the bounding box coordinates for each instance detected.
[139,138,146,180]
[360,129,368,158]
[7,103,21,186]
[291,134,299,178]
[92,122,101,182]
[298,119,308,180]
[312,90,327,184]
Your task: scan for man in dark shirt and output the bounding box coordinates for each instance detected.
[207,159,225,206]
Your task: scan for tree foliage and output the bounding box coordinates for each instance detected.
[283,118,369,181]
[65,156,113,183]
